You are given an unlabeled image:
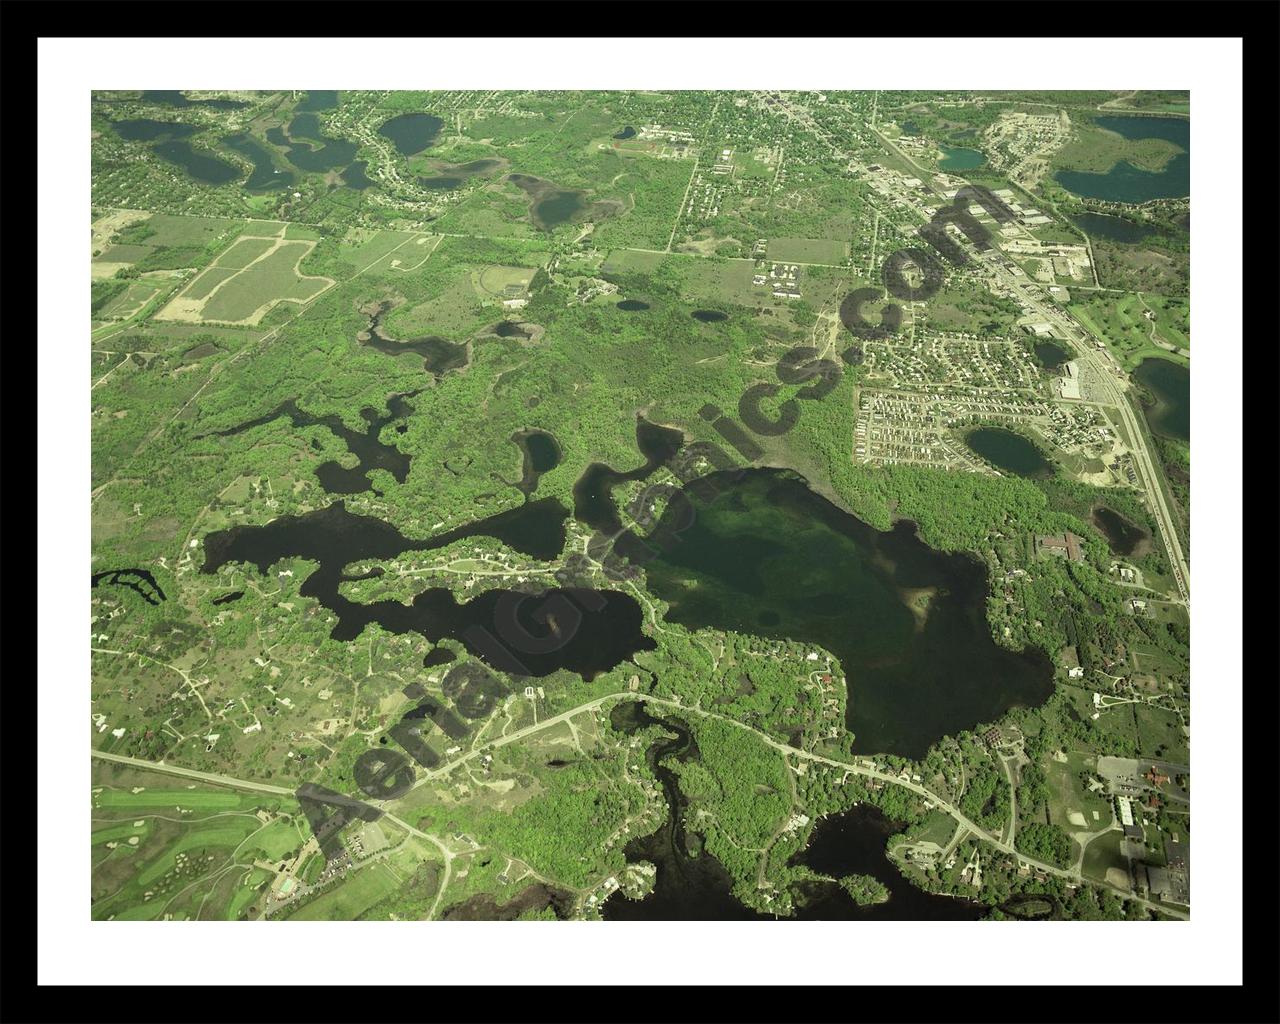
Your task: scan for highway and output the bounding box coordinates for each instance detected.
[781,92,1190,606]
[980,249,1190,604]
[91,748,295,795]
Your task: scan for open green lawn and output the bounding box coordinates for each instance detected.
[93,787,251,811]
[766,237,849,264]
[285,861,401,920]
[602,248,667,274]
[1070,292,1189,370]
[1080,829,1128,884]
[1133,705,1189,762]
[1044,752,1114,830]
[914,808,959,847]
[143,214,240,248]
[100,279,165,319]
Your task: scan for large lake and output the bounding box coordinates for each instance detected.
[601,701,984,920]
[1056,115,1189,203]
[201,498,655,679]
[632,468,1053,758]
[379,113,444,156]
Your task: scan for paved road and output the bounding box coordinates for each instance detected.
[784,95,1190,606]
[982,252,1190,604]
[91,748,295,796]
[392,690,1187,919]
[92,692,1186,920]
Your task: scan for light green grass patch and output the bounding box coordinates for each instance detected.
[143,214,239,248]
[602,249,666,274]
[97,243,155,265]
[93,788,246,811]
[766,237,849,264]
[287,862,401,920]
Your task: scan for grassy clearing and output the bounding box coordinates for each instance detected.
[473,264,536,297]
[1133,705,1188,762]
[241,219,286,239]
[93,788,249,811]
[766,237,849,264]
[143,214,239,248]
[183,266,238,301]
[97,243,154,264]
[285,861,401,920]
[1044,753,1113,829]
[915,808,958,847]
[284,223,323,241]
[602,248,667,274]
[1080,829,1127,883]
[100,279,164,319]
[1069,292,1189,370]
[240,818,304,861]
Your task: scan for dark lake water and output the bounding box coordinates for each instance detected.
[1055,115,1189,203]
[210,391,422,495]
[534,190,586,229]
[379,113,443,156]
[201,498,653,678]
[964,427,1054,479]
[601,702,983,920]
[1132,357,1189,442]
[573,419,685,534]
[616,300,650,311]
[691,309,728,323]
[112,118,197,142]
[1033,340,1071,370]
[223,133,293,191]
[899,121,921,136]
[939,146,986,170]
[633,469,1053,758]
[418,176,464,190]
[511,429,562,497]
[342,160,375,191]
[1071,211,1154,244]
[91,567,167,606]
[508,173,589,230]
[1092,506,1148,557]
[141,90,247,111]
[276,113,358,171]
[152,139,242,185]
[790,805,984,920]
[613,126,637,140]
[295,90,339,112]
[492,320,530,339]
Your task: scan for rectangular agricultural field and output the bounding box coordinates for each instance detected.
[200,241,331,323]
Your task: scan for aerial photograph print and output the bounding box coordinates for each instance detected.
[90,85,1196,925]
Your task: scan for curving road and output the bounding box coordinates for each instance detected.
[93,691,1186,920]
